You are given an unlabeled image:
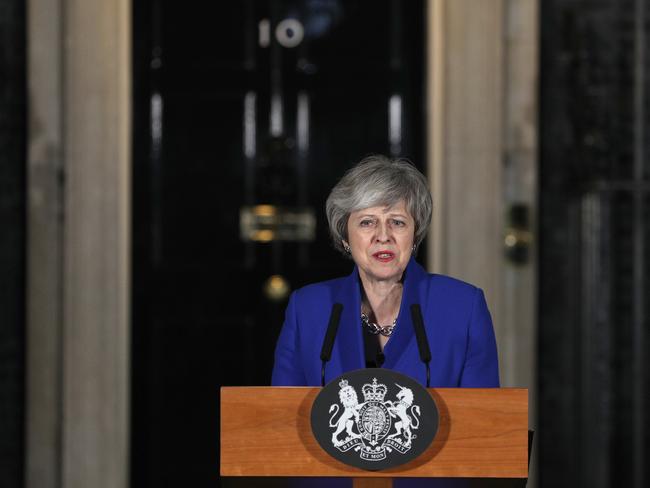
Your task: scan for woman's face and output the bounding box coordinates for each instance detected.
[344,200,415,284]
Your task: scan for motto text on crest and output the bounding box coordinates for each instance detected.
[327,377,422,461]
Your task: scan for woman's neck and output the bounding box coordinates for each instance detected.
[359,275,404,326]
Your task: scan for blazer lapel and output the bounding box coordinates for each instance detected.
[382,257,430,369]
[332,266,365,376]
[329,258,431,375]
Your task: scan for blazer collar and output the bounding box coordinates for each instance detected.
[333,256,430,371]
[332,265,364,374]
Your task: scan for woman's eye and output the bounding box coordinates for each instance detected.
[360,219,374,227]
[392,219,406,227]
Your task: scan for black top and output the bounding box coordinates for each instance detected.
[362,325,385,368]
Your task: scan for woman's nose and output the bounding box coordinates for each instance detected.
[375,221,392,242]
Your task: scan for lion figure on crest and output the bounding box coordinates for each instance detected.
[386,384,420,447]
[329,380,361,447]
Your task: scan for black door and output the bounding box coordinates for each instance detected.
[131,1,425,486]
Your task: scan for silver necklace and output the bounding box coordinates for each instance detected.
[361,313,397,337]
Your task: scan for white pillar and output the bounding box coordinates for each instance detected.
[427,0,505,324]
[27,0,131,487]
[427,5,538,485]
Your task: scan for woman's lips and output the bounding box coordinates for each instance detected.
[372,251,395,262]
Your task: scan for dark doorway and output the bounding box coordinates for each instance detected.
[131,1,426,486]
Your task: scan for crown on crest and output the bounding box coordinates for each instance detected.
[362,378,387,402]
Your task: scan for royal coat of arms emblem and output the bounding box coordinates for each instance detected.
[311,368,438,470]
[328,377,422,461]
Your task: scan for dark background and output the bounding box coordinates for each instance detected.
[1,0,650,487]
[0,0,26,486]
[539,1,649,486]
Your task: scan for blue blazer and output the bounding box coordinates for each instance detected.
[272,257,499,387]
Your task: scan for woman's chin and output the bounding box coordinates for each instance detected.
[363,265,405,283]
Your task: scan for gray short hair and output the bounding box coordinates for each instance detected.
[326,155,433,255]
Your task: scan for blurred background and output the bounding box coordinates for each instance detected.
[1,0,648,487]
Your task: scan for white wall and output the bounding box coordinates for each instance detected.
[427,1,538,481]
[27,1,131,487]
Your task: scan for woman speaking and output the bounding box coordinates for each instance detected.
[272,155,499,389]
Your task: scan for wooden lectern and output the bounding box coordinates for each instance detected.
[221,387,528,487]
